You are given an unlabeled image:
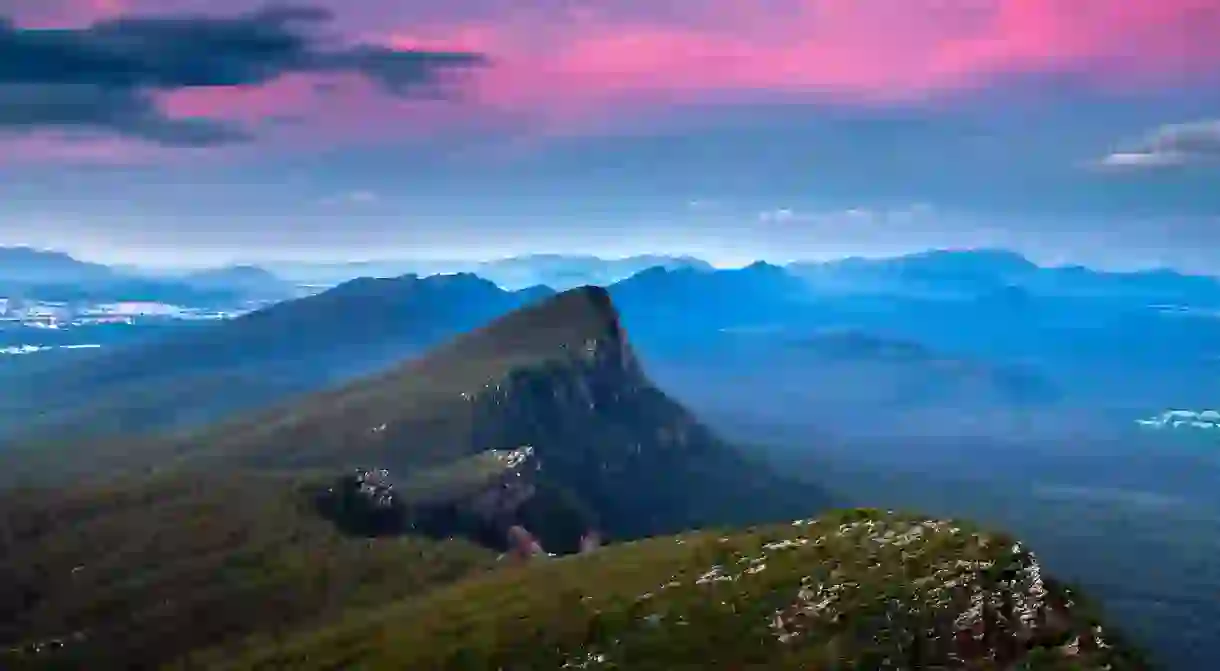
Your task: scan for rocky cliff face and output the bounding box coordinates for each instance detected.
[454,295,823,543]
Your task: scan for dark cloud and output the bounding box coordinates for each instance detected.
[0,83,250,145]
[0,5,488,146]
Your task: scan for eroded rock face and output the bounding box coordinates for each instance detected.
[315,448,601,555]
[313,467,409,536]
[551,511,1144,671]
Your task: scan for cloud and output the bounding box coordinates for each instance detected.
[0,5,487,146]
[1096,120,1220,171]
[369,0,1220,126]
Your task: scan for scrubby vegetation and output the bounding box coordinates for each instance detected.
[0,474,498,669]
[210,509,1149,670]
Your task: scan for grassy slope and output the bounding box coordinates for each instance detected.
[0,473,498,670]
[211,509,1149,671]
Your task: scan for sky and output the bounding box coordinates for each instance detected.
[1,0,1218,271]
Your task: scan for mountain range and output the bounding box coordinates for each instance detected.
[0,248,294,305]
[11,244,1220,314]
[259,254,715,289]
[789,248,1220,305]
[8,247,1218,450]
[0,257,1085,447]
[472,253,715,290]
[0,285,1143,669]
[0,247,122,285]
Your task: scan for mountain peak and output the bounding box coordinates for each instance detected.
[435,284,628,361]
[742,260,784,272]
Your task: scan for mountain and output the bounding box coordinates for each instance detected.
[0,273,554,445]
[0,262,825,446]
[261,255,716,289]
[0,248,283,305]
[179,264,294,298]
[0,286,842,668]
[610,262,816,341]
[789,248,1220,306]
[474,254,716,290]
[161,285,825,541]
[0,246,118,285]
[788,248,1040,299]
[3,277,256,306]
[262,259,459,285]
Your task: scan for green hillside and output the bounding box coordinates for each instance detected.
[0,472,499,669]
[210,509,1148,671]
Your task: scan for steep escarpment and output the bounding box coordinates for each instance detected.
[460,330,818,544]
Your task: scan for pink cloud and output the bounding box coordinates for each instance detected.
[5,0,130,27]
[440,0,1220,110]
[5,0,1219,162]
[158,76,322,126]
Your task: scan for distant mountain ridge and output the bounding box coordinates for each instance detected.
[177,264,291,295]
[610,261,815,340]
[0,246,119,285]
[0,247,291,304]
[5,247,1217,449]
[11,245,1217,306]
[474,253,715,290]
[261,254,714,288]
[788,248,1220,305]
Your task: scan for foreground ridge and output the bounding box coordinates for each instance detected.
[221,509,1149,670]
